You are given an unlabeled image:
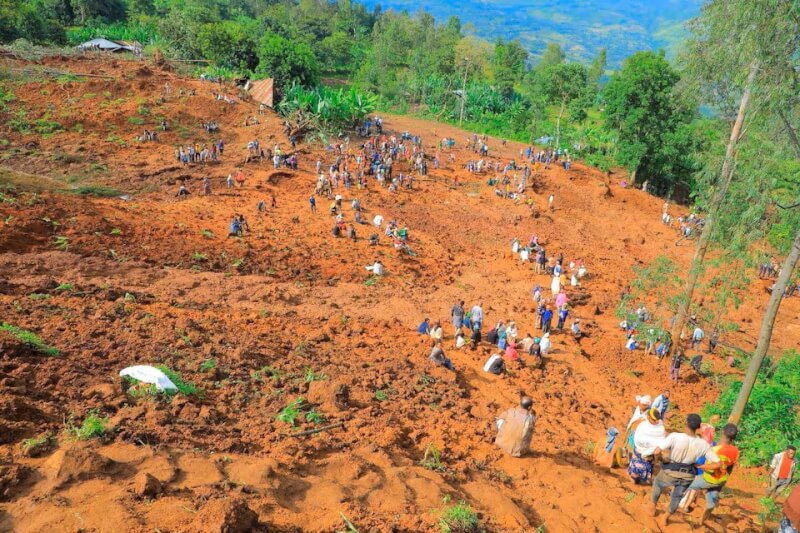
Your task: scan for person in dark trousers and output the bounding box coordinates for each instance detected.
[309,195,316,213]
[557,306,569,330]
[541,307,553,334]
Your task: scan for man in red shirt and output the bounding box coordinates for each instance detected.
[770,445,798,499]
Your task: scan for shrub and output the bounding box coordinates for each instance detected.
[704,350,800,466]
[34,118,62,135]
[0,322,60,356]
[128,116,145,125]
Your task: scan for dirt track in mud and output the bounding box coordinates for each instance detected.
[0,55,798,532]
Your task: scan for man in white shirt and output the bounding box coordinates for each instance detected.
[650,413,720,526]
[373,214,384,228]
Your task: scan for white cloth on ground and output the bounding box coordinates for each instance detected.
[119,365,178,391]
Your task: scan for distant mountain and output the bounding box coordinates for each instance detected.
[362,0,703,67]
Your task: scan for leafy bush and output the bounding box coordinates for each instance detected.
[439,501,482,533]
[34,118,62,135]
[0,322,60,356]
[704,350,800,466]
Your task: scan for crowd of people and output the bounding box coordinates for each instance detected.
[156,88,795,529]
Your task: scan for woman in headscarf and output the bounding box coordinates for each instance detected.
[628,407,666,485]
[625,395,652,453]
[539,332,551,355]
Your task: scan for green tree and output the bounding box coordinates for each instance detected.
[196,20,259,71]
[16,2,66,44]
[602,51,694,192]
[317,31,353,72]
[71,0,127,24]
[588,47,607,87]
[538,62,588,149]
[256,31,319,88]
[669,0,799,364]
[538,43,564,68]
[492,38,527,100]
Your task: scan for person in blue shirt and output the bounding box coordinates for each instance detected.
[309,195,316,213]
[417,318,430,335]
[227,217,242,238]
[557,307,569,330]
[542,307,553,334]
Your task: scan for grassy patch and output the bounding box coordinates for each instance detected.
[251,365,285,383]
[303,367,328,383]
[156,365,199,396]
[421,442,445,472]
[66,185,121,197]
[127,116,145,125]
[277,397,304,427]
[67,411,110,440]
[199,358,217,372]
[28,293,51,300]
[53,235,69,250]
[22,433,55,456]
[439,501,482,533]
[0,322,60,356]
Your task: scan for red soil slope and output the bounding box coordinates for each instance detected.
[0,55,797,532]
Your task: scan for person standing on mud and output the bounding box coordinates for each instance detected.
[451,300,465,336]
[495,397,536,457]
[471,303,484,330]
[309,195,316,213]
[202,177,211,196]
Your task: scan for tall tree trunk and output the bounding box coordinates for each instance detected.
[728,109,800,424]
[668,63,759,355]
[728,230,800,424]
[555,98,566,150]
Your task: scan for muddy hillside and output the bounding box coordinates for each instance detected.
[0,55,796,532]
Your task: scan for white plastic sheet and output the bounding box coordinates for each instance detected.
[119,365,178,391]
